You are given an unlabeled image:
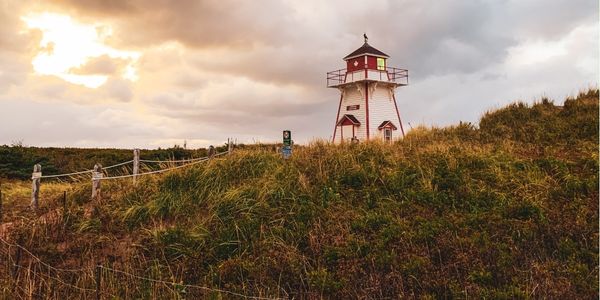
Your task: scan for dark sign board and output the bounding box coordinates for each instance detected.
[347,105,360,111]
[283,130,292,147]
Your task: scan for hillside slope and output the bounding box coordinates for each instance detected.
[0,90,598,299]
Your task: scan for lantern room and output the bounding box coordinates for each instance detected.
[344,42,389,73]
[326,36,408,88]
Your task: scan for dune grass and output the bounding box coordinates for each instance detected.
[0,89,597,299]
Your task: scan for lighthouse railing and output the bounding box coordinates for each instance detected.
[327,67,409,87]
[387,67,409,85]
[326,68,346,87]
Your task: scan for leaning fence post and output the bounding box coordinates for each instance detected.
[31,164,41,211]
[133,149,140,185]
[92,164,103,200]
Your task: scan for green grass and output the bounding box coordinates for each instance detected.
[0,89,598,299]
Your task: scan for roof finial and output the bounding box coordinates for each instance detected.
[363,33,368,44]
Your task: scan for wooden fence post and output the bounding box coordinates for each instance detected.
[31,164,41,211]
[62,191,67,224]
[208,145,215,159]
[92,164,103,200]
[133,149,140,185]
[11,235,23,279]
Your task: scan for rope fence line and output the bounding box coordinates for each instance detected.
[37,150,230,179]
[0,236,284,299]
[39,160,134,179]
[29,144,233,212]
[139,157,207,163]
[99,158,209,180]
[100,151,228,180]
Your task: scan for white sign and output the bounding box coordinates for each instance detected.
[92,172,104,179]
[31,172,42,179]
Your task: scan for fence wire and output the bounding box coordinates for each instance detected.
[39,160,133,179]
[99,151,228,180]
[37,150,229,180]
[0,236,284,299]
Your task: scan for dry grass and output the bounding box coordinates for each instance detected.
[0,89,597,299]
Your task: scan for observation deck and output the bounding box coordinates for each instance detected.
[327,67,409,88]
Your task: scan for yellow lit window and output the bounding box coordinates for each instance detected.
[377,58,385,70]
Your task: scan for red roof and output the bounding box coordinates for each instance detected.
[337,114,361,126]
[378,121,397,130]
[344,42,389,60]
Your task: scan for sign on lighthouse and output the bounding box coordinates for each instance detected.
[327,34,408,143]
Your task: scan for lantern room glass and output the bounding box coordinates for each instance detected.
[377,58,386,71]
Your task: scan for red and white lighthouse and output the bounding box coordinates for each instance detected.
[327,35,408,143]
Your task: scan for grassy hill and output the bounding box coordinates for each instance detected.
[0,90,597,299]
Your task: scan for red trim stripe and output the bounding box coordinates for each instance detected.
[365,81,370,140]
[392,93,405,137]
[332,92,343,142]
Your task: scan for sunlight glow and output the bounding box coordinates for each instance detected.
[507,39,567,67]
[22,13,140,88]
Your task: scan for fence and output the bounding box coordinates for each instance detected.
[0,236,285,299]
[29,139,236,210]
[0,138,289,298]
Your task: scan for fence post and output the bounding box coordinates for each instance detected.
[133,149,140,185]
[62,191,67,224]
[208,145,215,159]
[11,235,23,279]
[31,164,41,211]
[228,138,232,154]
[95,264,101,300]
[92,164,103,200]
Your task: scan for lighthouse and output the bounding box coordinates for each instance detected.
[327,35,408,143]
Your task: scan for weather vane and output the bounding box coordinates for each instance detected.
[363,33,368,43]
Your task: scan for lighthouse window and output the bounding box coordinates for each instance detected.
[377,58,385,70]
[384,128,392,141]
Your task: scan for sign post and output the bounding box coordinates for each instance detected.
[282,130,292,159]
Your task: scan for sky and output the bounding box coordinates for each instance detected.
[0,0,597,149]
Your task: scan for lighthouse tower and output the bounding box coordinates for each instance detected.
[327,35,408,143]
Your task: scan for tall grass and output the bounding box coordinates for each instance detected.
[0,90,597,298]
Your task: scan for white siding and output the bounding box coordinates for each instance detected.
[366,70,389,82]
[345,70,390,85]
[368,84,402,141]
[334,84,367,143]
[344,70,366,83]
[332,82,403,143]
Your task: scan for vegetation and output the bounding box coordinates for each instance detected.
[0,90,597,299]
[0,144,228,180]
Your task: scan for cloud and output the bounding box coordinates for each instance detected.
[0,0,597,148]
[69,54,128,75]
